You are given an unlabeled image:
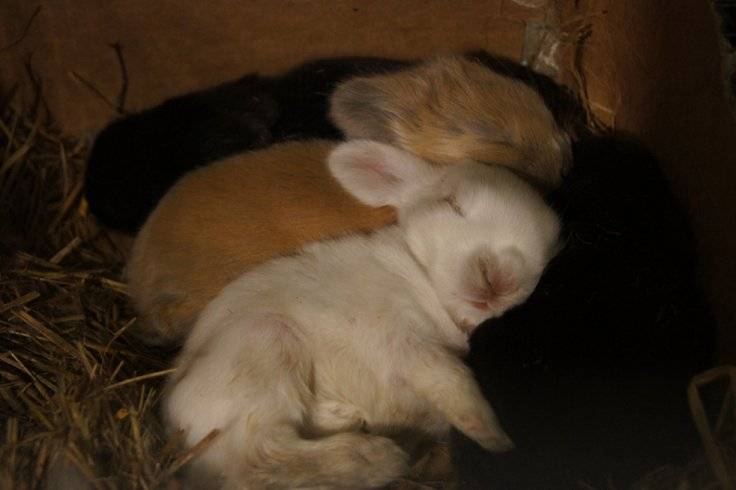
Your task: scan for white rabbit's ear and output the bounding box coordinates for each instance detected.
[328,140,440,208]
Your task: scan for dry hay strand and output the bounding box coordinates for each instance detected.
[686,366,736,490]
[0,101,194,489]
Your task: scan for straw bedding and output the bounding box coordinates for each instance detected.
[0,100,734,489]
[0,99,456,489]
[0,102,180,489]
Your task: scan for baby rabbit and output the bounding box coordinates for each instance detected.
[451,135,717,489]
[126,140,396,345]
[330,54,573,189]
[163,140,561,489]
[85,52,579,233]
[85,56,410,233]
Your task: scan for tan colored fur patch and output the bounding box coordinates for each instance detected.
[127,140,397,344]
[331,55,571,188]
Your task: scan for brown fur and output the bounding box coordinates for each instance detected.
[127,140,396,344]
[330,55,571,189]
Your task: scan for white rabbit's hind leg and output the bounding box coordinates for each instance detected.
[233,425,409,489]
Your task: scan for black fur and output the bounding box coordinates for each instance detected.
[452,135,716,488]
[84,52,583,234]
[84,57,411,233]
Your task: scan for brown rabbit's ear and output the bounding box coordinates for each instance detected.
[329,77,396,143]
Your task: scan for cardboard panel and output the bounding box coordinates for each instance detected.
[0,0,542,134]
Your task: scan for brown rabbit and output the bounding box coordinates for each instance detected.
[128,55,572,345]
[330,55,572,188]
[127,140,395,345]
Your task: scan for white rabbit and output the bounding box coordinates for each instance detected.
[163,140,561,489]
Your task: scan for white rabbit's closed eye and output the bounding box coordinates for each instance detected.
[442,195,465,216]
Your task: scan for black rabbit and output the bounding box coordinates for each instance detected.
[84,56,410,233]
[84,51,583,234]
[452,134,716,489]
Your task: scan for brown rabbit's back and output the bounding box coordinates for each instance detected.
[127,140,396,344]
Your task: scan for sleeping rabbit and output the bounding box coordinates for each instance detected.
[85,56,410,234]
[163,140,561,489]
[85,52,579,233]
[451,135,717,488]
[126,140,396,345]
[330,53,574,189]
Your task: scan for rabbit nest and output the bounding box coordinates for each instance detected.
[0,100,734,490]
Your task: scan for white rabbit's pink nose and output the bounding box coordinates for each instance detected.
[479,253,520,294]
[460,249,525,312]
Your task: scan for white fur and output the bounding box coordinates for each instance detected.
[163,140,561,489]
